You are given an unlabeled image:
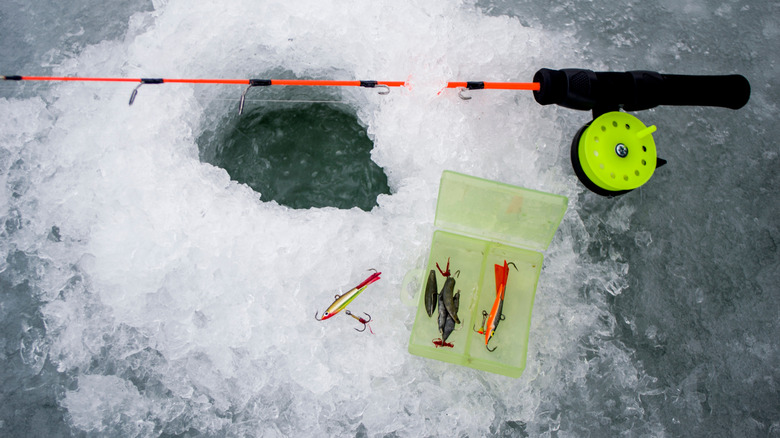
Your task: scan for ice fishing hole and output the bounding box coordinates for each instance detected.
[198,103,390,211]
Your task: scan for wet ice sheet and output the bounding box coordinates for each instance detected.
[1,0,778,436]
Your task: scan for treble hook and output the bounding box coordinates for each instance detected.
[345,310,374,334]
[432,338,454,348]
[473,310,488,333]
[458,88,472,100]
[376,84,390,95]
[484,313,506,352]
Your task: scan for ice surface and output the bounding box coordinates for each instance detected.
[1,0,778,436]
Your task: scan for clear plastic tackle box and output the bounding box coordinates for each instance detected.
[404,171,568,378]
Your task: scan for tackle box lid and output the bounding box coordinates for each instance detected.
[434,171,568,251]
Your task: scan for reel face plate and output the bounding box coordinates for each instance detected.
[577,112,658,193]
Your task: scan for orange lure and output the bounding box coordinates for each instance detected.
[476,260,516,352]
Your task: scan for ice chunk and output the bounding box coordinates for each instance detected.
[62,375,154,436]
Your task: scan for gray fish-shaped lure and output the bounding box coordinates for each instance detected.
[441,291,460,342]
[441,276,460,324]
[425,269,438,317]
[437,291,448,337]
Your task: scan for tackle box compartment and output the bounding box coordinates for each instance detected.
[405,171,568,378]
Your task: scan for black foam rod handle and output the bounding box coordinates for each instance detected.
[533,68,751,112]
[655,74,750,109]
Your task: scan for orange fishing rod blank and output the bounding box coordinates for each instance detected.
[164,78,249,84]
[13,76,249,84]
[271,79,361,86]
[377,81,406,87]
[484,82,540,90]
[269,80,407,87]
[19,76,140,82]
[6,76,537,91]
[446,81,540,90]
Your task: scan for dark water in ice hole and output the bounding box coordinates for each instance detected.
[198,103,391,211]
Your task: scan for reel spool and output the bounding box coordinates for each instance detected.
[570,112,665,197]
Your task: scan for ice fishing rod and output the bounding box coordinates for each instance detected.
[0,75,539,113]
[1,75,404,113]
[2,69,750,197]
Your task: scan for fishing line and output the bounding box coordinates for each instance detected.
[0,83,349,106]
[207,97,350,105]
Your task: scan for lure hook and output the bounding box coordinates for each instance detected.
[473,310,488,333]
[458,88,472,100]
[314,310,324,321]
[346,310,373,334]
[376,84,390,95]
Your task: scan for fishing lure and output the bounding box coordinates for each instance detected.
[424,269,438,317]
[436,258,460,324]
[433,289,459,348]
[432,258,461,348]
[315,269,381,330]
[475,260,517,352]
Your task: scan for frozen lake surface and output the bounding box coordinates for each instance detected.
[1,0,778,436]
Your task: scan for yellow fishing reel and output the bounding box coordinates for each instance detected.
[533,68,750,197]
[571,112,666,197]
